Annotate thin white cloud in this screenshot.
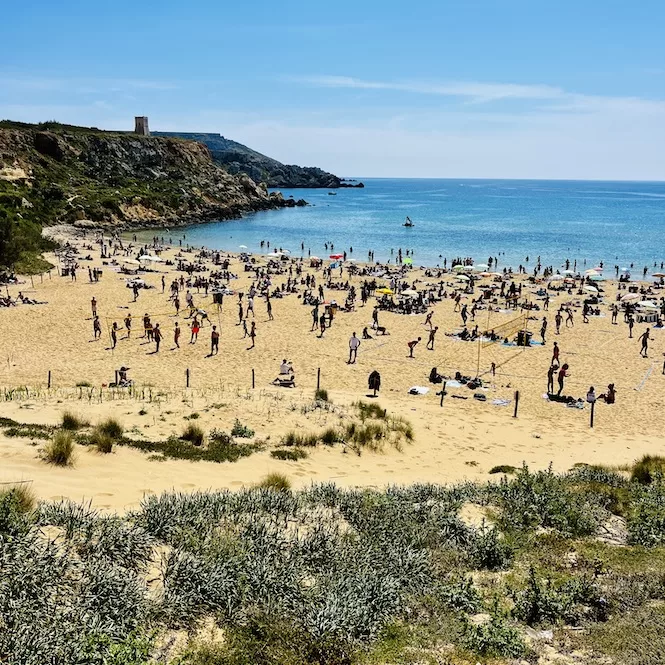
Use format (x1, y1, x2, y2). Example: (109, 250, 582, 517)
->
(291, 75, 665, 112)
(0, 76, 178, 94)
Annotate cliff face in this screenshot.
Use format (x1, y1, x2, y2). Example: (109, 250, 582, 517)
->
(0, 122, 305, 230)
(154, 132, 363, 189)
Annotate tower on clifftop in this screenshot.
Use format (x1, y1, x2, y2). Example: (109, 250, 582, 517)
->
(134, 116, 150, 136)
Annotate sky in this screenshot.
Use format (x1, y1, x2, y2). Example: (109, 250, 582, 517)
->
(1, 0, 664, 180)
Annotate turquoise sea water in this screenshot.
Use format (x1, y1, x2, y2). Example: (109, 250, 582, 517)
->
(177, 179, 665, 270)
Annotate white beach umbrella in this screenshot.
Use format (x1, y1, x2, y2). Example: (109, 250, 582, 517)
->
(452, 265, 466, 272)
(239, 244, 248, 249)
(638, 301, 659, 310)
(401, 289, 419, 296)
(585, 269, 599, 275)
(583, 285, 598, 292)
(563, 269, 576, 275)
(457, 274, 470, 281)
(122, 258, 140, 266)
(474, 263, 489, 270)
(621, 293, 641, 302)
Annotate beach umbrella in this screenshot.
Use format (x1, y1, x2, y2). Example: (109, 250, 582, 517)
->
(330, 254, 343, 259)
(652, 272, 665, 278)
(621, 293, 641, 302)
(583, 285, 598, 292)
(403, 257, 413, 265)
(401, 289, 418, 296)
(585, 269, 599, 275)
(588, 274, 605, 281)
(638, 301, 659, 310)
(549, 275, 564, 281)
(452, 264, 466, 272)
(457, 274, 470, 281)
(376, 287, 393, 295)
(239, 244, 248, 249)
(563, 269, 576, 275)
(122, 258, 140, 266)
(310, 256, 320, 260)
(475, 263, 489, 270)
(346, 258, 357, 263)
(282, 249, 291, 255)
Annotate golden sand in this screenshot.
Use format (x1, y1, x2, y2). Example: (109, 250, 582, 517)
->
(1, 235, 663, 510)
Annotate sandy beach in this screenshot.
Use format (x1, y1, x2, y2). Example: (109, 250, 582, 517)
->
(1, 229, 664, 511)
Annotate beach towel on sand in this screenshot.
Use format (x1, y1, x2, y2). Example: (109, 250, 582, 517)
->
(408, 386, 430, 395)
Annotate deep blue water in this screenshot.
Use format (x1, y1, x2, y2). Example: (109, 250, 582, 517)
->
(175, 179, 665, 270)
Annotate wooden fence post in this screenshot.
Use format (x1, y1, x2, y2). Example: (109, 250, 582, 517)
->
(590, 400, 595, 428)
(252, 369, 255, 389)
(186, 368, 190, 388)
(317, 368, 321, 392)
(440, 380, 447, 407)
(513, 390, 519, 418)
(47, 371, 51, 389)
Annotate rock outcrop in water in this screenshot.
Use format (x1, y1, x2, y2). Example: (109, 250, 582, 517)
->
(154, 132, 364, 189)
(0, 121, 306, 231)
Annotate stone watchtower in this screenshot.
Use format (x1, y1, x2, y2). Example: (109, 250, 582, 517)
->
(134, 116, 150, 136)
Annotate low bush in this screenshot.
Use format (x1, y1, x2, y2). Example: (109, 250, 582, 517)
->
(97, 417, 124, 440)
(61, 411, 88, 431)
(314, 388, 330, 402)
(462, 609, 527, 659)
(182, 424, 205, 447)
(628, 477, 665, 546)
(90, 428, 114, 454)
(257, 473, 292, 492)
(468, 523, 513, 570)
(0, 484, 35, 537)
(281, 431, 319, 447)
(631, 455, 665, 485)
(271, 448, 308, 461)
(489, 464, 517, 475)
(43, 431, 75, 466)
(231, 419, 255, 438)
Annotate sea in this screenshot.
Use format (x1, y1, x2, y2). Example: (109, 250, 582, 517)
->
(173, 179, 665, 271)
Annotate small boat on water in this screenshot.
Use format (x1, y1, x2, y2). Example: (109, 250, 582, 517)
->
(328, 192, 337, 196)
(403, 216, 414, 227)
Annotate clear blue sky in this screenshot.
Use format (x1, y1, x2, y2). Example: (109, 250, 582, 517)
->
(2, 0, 664, 179)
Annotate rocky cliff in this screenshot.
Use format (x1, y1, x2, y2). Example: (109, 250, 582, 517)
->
(154, 132, 364, 189)
(0, 121, 306, 231)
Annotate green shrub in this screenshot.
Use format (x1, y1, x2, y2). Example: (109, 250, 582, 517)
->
(231, 419, 255, 438)
(61, 411, 88, 431)
(90, 428, 114, 454)
(628, 476, 665, 546)
(462, 609, 527, 659)
(98, 418, 124, 440)
(355, 400, 387, 421)
(76, 381, 92, 387)
(0, 484, 35, 537)
(468, 523, 513, 570)
(257, 473, 291, 492)
(320, 427, 342, 446)
(182, 424, 205, 447)
(489, 464, 517, 475)
(281, 431, 318, 447)
(43, 431, 75, 466)
(270, 448, 308, 461)
(314, 388, 329, 402)
(631, 455, 665, 485)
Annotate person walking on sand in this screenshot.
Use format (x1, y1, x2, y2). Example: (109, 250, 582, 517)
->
(547, 364, 556, 393)
(424, 311, 433, 328)
(191, 316, 201, 344)
(311, 305, 319, 331)
(407, 337, 421, 358)
(348, 332, 360, 364)
(557, 363, 570, 396)
(161, 275, 165, 293)
(266, 297, 274, 321)
(247, 295, 255, 318)
(174, 296, 180, 315)
(540, 317, 548, 344)
(132, 283, 139, 302)
(210, 325, 220, 355)
(460, 304, 468, 325)
(628, 315, 635, 338)
(249, 321, 256, 349)
(372, 306, 379, 330)
(237, 301, 244, 326)
(611, 304, 618, 325)
(91, 297, 97, 317)
(555, 310, 563, 335)
(319, 314, 327, 338)
(124, 313, 132, 339)
(174, 322, 181, 349)
(427, 326, 438, 350)
(153, 323, 162, 352)
(639, 328, 651, 357)
(111, 321, 118, 349)
(565, 308, 574, 328)
(551, 341, 560, 366)
(93, 315, 102, 339)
